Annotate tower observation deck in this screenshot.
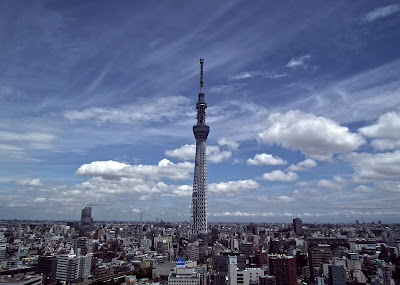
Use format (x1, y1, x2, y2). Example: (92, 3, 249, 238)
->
(190, 58, 209, 237)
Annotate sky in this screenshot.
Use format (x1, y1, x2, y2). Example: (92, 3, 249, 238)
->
(1, 1, 400, 223)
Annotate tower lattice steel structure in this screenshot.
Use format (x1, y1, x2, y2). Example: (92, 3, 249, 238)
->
(190, 58, 209, 237)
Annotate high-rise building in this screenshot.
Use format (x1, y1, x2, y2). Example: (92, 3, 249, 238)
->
(190, 59, 209, 237)
(0, 244, 6, 261)
(56, 250, 80, 283)
(309, 244, 333, 279)
(74, 237, 88, 256)
(293, 218, 303, 235)
(79, 255, 92, 280)
(240, 242, 255, 257)
(269, 255, 297, 285)
(228, 256, 237, 285)
(36, 255, 58, 285)
(328, 261, 346, 285)
(80, 207, 93, 236)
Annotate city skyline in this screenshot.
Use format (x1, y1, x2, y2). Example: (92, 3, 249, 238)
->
(1, 1, 400, 222)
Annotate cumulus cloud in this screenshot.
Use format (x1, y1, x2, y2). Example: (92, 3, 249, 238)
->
(354, 185, 374, 193)
(218, 138, 239, 151)
(262, 170, 298, 181)
(212, 211, 276, 217)
(257, 110, 365, 160)
(165, 144, 231, 163)
(247, 153, 287, 166)
(359, 112, 400, 150)
(132, 208, 140, 213)
(317, 176, 346, 189)
(34, 197, 46, 203)
(76, 160, 129, 178)
(15, 178, 43, 187)
(209, 179, 259, 196)
(346, 151, 400, 182)
(374, 181, 400, 193)
(287, 159, 317, 171)
(171, 185, 192, 197)
(286, 55, 311, 68)
(363, 4, 400, 22)
(76, 159, 194, 181)
(165, 144, 195, 161)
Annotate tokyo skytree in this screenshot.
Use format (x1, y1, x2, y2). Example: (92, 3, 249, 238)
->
(190, 58, 209, 237)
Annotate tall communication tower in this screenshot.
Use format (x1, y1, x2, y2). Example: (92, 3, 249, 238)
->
(190, 58, 209, 237)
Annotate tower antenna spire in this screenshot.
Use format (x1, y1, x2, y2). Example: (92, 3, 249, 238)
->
(191, 58, 209, 238)
(200, 58, 204, 93)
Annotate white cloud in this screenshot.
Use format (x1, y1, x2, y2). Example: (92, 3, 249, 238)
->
(0, 130, 55, 153)
(262, 170, 298, 181)
(259, 195, 296, 203)
(375, 181, 400, 193)
(287, 159, 317, 171)
(171, 185, 192, 197)
(257, 110, 365, 160)
(15, 178, 43, 187)
(208, 147, 232, 163)
(76, 160, 129, 178)
(165, 144, 195, 161)
(247, 153, 287, 166)
(363, 4, 400, 22)
(218, 138, 239, 151)
(212, 211, 276, 217)
(346, 151, 400, 182)
(277, 195, 295, 202)
(65, 96, 191, 124)
(165, 144, 231, 164)
(230, 71, 286, 80)
(317, 176, 346, 190)
(359, 112, 400, 150)
(286, 55, 311, 68)
(132, 208, 140, 213)
(76, 159, 194, 181)
(354, 185, 374, 193)
(209, 179, 259, 196)
(34, 197, 46, 203)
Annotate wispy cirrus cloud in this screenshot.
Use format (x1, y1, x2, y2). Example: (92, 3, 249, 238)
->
(286, 54, 311, 68)
(362, 4, 400, 22)
(230, 71, 286, 80)
(65, 96, 191, 125)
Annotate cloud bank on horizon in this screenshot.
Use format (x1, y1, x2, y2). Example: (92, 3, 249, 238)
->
(1, 1, 400, 222)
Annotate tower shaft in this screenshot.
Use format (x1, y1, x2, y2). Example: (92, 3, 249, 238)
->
(190, 59, 209, 237)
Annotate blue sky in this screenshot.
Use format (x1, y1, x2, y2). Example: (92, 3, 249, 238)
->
(1, 1, 400, 223)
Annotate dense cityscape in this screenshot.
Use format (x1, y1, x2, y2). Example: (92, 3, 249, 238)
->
(2, 1, 400, 285)
(1, 210, 400, 285)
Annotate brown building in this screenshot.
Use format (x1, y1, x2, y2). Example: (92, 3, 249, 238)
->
(268, 255, 297, 285)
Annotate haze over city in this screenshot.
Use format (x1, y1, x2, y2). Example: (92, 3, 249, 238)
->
(1, 1, 400, 223)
